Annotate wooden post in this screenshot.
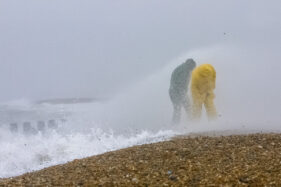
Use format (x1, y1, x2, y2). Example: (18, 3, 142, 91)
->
(10, 123, 18, 133)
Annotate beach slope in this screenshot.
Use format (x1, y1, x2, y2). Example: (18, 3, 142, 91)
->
(1, 133, 281, 186)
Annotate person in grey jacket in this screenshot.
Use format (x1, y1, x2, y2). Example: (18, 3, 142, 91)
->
(169, 58, 196, 124)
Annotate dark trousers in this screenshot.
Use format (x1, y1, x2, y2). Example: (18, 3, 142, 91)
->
(169, 89, 191, 124)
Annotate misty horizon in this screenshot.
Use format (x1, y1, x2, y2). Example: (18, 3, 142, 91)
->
(1, 0, 281, 101)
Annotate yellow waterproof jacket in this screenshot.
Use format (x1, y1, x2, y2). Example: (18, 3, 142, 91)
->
(191, 64, 217, 120)
(191, 64, 216, 95)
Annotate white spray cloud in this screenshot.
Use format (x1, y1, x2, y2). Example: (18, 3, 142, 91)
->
(68, 43, 281, 133)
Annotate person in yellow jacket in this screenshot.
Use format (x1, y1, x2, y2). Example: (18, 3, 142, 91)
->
(191, 64, 217, 120)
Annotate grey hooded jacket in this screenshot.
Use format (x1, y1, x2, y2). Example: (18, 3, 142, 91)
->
(169, 59, 196, 104)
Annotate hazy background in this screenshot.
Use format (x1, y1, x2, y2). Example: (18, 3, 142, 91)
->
(0, 0, 281, 101)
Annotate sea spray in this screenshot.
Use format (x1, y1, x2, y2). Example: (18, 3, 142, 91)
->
(0, 127, 176, 178)
(1, 43, 280, 178)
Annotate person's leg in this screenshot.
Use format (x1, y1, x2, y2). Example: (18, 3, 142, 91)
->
(172, 103, 181, 124)
(182, 95, 192, 119)
(169, 89, 182, 124)
(204, 92, 217, 120)
(191, 90, 203, 120)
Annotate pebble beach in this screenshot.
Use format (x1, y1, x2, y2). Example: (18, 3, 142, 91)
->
(1, 133, 281, 186)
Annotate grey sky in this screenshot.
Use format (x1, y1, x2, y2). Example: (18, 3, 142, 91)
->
(0, 0, 280, 101)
